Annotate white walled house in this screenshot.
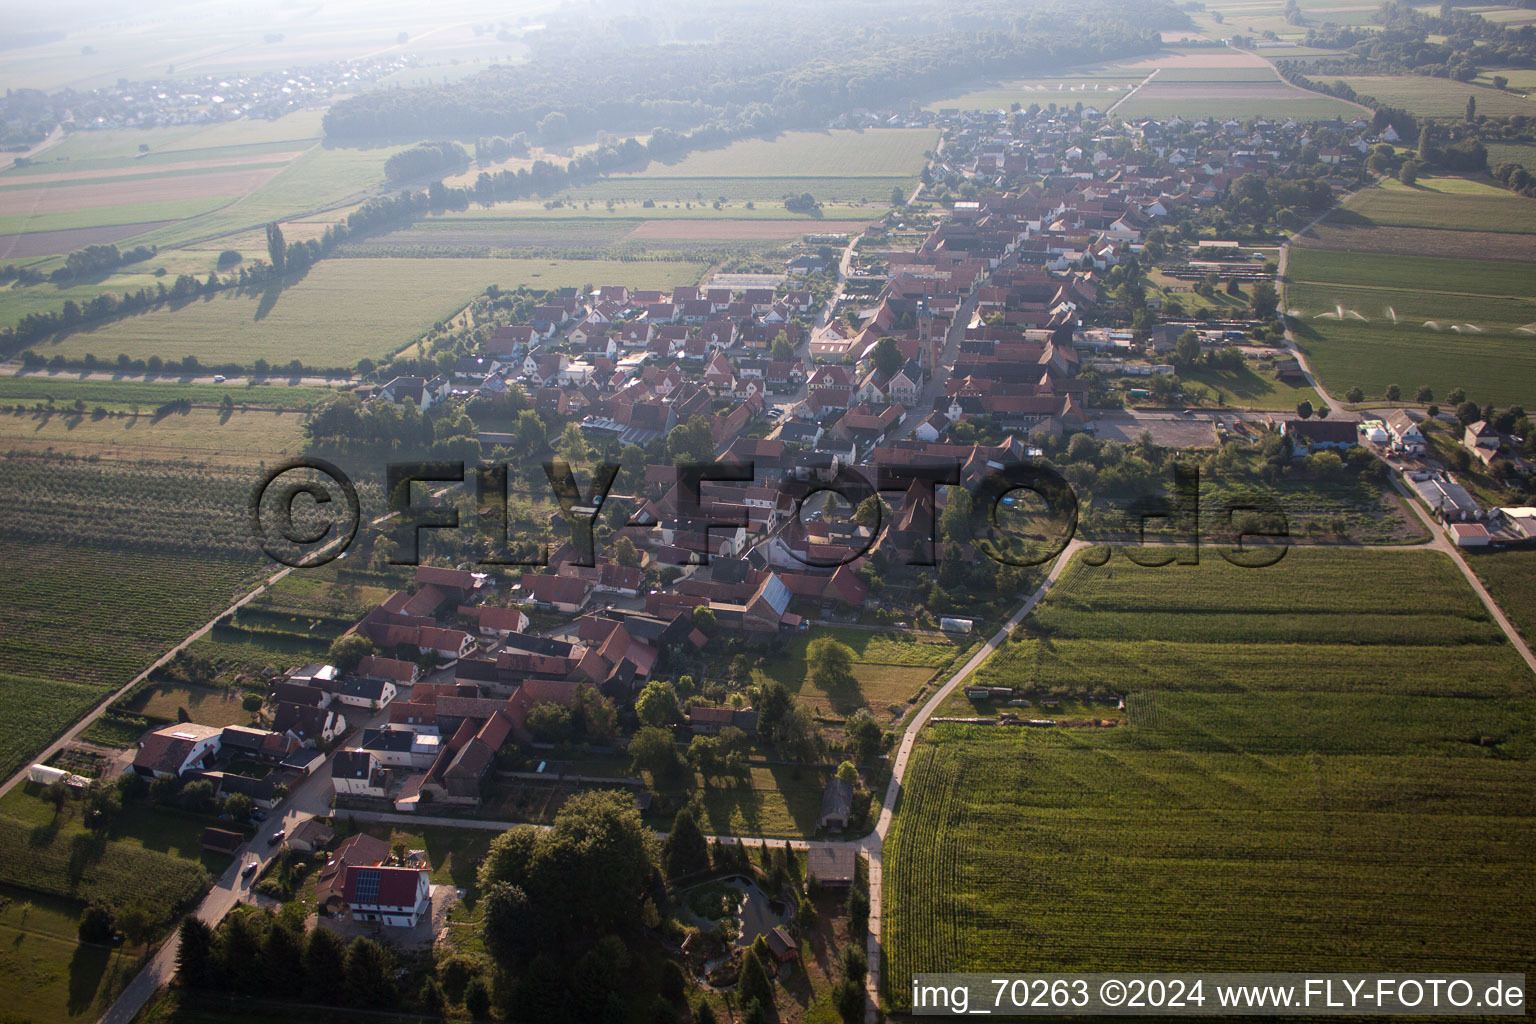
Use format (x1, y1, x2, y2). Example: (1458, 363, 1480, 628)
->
(342, 865, 432, 927)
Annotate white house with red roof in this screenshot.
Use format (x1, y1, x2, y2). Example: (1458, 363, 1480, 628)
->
(341, 864, 432, 927)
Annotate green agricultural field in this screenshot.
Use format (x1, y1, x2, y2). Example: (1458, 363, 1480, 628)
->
(621, 130, 936, 179)
(339, 216, 641, 256)
(1285, 246, 1536, 405)
(1343, 175, 1536, 235)
(0, 116, 325, 179)
(1486, 141, 1536, 167)
(1153, 66, 1287, 82)
(645, 764, 839, 838)
(0, 197, 233, 238)
(750, 627, 973, 723)
(1288, 247, 1535, 296)
(0, 376, 334, 409)
(1466, 548, 1536, 645)
(1113, 88, 1361, 120)
(0, 456, 266, 776)
(25, 256, 705, 367)
(0, 674, 108, 787)
(1477, 69, 1536, 92)
(532, 175, 914, 205)
(1457, 4, 1536, 26)
(430, 199, 880, 221)
(884, 548, 1535, 1007)
(251, 566, 396, 625)
(0, 245, 275, 328)
(124, 144, 409, 250)
(1327, 75, 1535, 118)
(0, 538, 259, 690)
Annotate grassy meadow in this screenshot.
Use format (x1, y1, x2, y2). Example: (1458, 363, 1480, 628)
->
(750, 627, 976, 724)
(1327, 75, 1535, 118)
(1343, 174, 1536, 234)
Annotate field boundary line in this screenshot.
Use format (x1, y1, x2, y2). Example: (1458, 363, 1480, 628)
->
(862, 537, 1087, 1021)
(1106, 68, 1159, 116)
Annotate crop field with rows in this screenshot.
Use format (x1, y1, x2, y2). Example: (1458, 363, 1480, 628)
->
(0, 457, 268, 776)
(884, 548, 1535, 1008)
(0, 456, 263, 556)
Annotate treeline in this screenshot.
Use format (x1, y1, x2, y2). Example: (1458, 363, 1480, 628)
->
(1491, 160, 1536, 196)
(321, 0, 1183, 140)
(1416, 126, 1489, 172)
(384, 140, 469, 184)
(177, 912, 404, 1011)
(0, 242, 156, 287)
(476, 133, 530, 161)
(17, 348, 352, 379)
(53, 242, 157, 282)
(1277, 67, 1419, 138)
(304, 392, 482, 459)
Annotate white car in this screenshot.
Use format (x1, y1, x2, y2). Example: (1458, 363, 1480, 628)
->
(212, 374, 227, 383)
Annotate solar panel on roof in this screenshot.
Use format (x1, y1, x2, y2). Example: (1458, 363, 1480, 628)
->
(353, 868, 381, 905)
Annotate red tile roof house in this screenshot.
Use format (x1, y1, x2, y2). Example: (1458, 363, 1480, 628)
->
(315, 832, 392, 909)
(272, 701, 346, 748)
(356, 654, 420, 685)
(460, 604, 529, 636)
(133, 723, 223, 778)
(341, 864, 432, 927)
(518, 573, 592, 613)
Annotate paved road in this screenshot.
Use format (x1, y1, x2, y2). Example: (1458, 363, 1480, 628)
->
(97, 702, 388, 1024)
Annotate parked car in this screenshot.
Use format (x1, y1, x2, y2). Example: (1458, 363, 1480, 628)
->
(267, 830, 286, 846)
(250, 809, 266, 822)
(212, 374, 227, 383)
(241, 861, 259, 880)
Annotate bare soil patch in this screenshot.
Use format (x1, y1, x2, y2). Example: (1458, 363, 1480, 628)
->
(0, 166, 283, 215)
(1118, 51, 1272, 69)
(0, 219, 177, 259)
(1298, 221, 1536, 263)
